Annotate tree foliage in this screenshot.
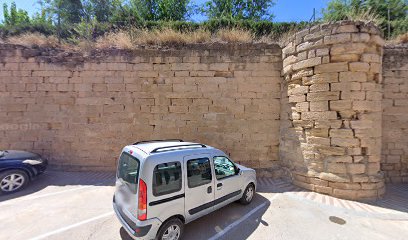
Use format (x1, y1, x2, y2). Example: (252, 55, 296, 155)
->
(40, 0, 84, 24)
(2, 2, 30, 26)
(84, 0, 122, 22)
(129, 0, 191, 21)
(322, 0, 408, 37)
(202, 0, 275, 21)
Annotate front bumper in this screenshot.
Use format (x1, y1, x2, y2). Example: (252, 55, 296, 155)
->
(113, 196, 161, 240)
(34, 159, 48, 174)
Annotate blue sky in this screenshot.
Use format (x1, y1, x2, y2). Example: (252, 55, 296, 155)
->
(0, 0, 330, 23)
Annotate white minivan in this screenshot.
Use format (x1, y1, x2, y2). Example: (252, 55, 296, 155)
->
(113, 140, 257, 240)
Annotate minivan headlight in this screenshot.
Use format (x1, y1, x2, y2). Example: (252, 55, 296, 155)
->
(23, 159, 43, 165)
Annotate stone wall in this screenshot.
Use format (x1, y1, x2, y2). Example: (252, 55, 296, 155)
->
(0, 21, 407, 200)
(281, 21, 385, 200)
(0, 44, 282, 173)
(382, 45, 408, 183)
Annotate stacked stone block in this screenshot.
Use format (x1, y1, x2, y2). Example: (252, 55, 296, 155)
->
(382, 45, 408, 183)
(0, 43, 282, 174)
(281, 21, 385, 200)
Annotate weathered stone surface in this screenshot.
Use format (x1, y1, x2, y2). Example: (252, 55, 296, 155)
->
(302, 111, 337, 120)
(1, 21, 394, 201)
(281, 21, 387, 200)
(307, 92, 339, 101)
(0, 43, 282, 173)
(315, 62, 348, 73)
(292, 57, 322, 71)
(349, 62, 370, 72)
(303, 73, 339, 85)
(324, 33, 351, 44)
(309, 101, 329, 111)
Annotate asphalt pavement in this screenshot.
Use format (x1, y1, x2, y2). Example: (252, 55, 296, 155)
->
(0, 171, 407, 240)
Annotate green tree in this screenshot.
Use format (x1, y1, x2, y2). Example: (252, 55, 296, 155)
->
(322, 0, 408, 37)
(202, 0, 275, 21)
(40, 0, 84, 24)
(82, 0, 122, 22)
(129, 0, 190, 21)
(2, 2, 30, 26)
(157, 0, 190, 21)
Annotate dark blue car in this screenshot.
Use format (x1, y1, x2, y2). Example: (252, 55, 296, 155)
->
(0, 150, 48, 194)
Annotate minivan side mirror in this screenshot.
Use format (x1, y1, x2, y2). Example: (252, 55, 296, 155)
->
(235, 167, 241, 175)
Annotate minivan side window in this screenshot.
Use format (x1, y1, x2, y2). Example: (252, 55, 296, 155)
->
(187, 158, 212, 188)
(213, 156, 236, 180)
(152, 162, 182, 196)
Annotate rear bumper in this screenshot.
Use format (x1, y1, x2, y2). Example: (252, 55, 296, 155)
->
(113, 196, 161, 240)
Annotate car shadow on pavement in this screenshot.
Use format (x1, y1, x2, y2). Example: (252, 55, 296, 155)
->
(0, 170, 115, 202)
(119, 193, 271, 240)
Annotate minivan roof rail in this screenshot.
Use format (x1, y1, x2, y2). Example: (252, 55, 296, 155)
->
(133, 139, 184, 145)
(151, 144, 206, 153)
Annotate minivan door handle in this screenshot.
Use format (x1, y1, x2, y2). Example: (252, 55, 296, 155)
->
(217, 183, 223, 190)
(207, 186, 212, 194)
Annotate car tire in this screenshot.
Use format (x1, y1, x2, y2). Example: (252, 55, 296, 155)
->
(240, 183, 255, 205)
(156, 218, 184, 240)
(0, 170, 29, 194)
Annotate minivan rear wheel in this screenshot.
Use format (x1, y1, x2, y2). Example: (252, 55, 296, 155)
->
(240, 183, 255, 205)
(156, 218, 184, 240)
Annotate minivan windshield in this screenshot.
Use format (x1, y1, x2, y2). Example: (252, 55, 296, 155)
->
(117, 152, 140, 189)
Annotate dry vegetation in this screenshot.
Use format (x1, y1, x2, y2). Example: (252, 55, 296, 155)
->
(396, 33, 408, 44)
(3, 28, 274, 51)
(6, 33, 60, 48)
(215, 29, 254, 43)
(95, 31, 134, 50)
(345, 8, 383, 25)
(386, 32, 408, 45)
(131, 28, 212, 45)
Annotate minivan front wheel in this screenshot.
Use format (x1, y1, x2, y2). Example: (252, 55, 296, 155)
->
(240, 183, 255, 205)
(157, 218, 184, 240)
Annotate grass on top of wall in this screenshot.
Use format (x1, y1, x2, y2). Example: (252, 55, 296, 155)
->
(4, 28, 275, 51)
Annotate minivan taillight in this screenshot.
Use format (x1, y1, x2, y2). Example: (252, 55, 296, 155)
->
(138, 179, 147, 221)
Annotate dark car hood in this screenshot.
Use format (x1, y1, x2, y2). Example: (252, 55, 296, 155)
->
(0, 150, 40, 161)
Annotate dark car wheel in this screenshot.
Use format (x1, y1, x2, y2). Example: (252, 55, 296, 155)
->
(0, 170, 29, 194)
(240, 183, 255, 205)
(156, 218, 184, 240)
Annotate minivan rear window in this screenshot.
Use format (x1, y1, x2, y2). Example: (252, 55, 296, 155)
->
(118, 152, 140, 187)
(152, 162, 182, 196)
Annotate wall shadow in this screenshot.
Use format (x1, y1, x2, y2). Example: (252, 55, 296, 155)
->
(363, 184, 408, 214)
(257, 177, 408, 215)
(0, 170, 115, 202)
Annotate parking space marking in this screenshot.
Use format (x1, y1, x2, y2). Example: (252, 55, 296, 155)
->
(208, 194, 279, 240)
(0, 183, 113, 207)
(0, 186, 95, 207)
(29, 211, 114, 240)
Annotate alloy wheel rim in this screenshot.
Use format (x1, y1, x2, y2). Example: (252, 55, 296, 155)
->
(246, 186, 254, 202)
(162, 224, 181, 240)
(1, 173, 25, 192)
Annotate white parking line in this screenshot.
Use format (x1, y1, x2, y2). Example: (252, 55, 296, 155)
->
(208, 194, 279, 240)
(0, 185, 95, 207)
(29, 211, 114, 240)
